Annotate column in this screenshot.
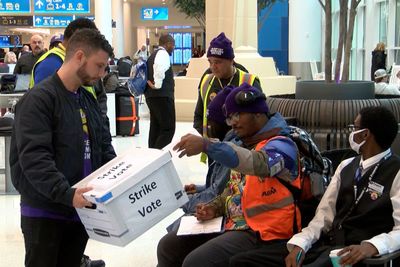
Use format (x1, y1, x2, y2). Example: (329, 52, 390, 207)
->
(288, 0, 322, 79)
(95, 0, 112, 45)
(112, 0, 125, 58)
(123, 1, 133, 58)
(205, 0, 257, 51)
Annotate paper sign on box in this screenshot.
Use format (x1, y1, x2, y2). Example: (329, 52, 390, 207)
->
(73, 148, 188, 247)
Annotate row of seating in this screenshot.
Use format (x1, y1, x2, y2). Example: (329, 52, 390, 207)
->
(267, 94, 400, 154)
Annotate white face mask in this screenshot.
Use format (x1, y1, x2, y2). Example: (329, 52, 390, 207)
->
(349, 128, 367, 154)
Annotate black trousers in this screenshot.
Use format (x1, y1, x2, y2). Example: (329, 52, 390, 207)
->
(157, 228, 288, 267)
(146, 97, 176, 149)
(21, 216, 88, 267)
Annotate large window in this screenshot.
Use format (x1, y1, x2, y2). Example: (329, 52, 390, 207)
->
(350, 5, 365, 80)
(379, 1, 388, 43)
(396, 0, 400, 47)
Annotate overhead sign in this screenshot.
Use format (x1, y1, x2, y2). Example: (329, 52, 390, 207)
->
(141, 7, 168, 21)
(0, 0, 31, 13)
(0, 16, 33, 26)
(34, 0, 90, 13)
(0, 35, 22, 48)
(34, 15, 74, 28)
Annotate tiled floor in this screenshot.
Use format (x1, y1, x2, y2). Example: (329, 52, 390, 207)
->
(0, 104, 207, 267)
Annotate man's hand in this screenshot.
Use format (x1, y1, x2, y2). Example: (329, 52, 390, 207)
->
(72, 187, 93, 208)
(173, 134, 204, 158)
(285, 245, 305, 267)
(185, 184, 197, 194)
(338, 243, 379, 266)
(147, 80, 157, 89)
(195, 203, 217, 221)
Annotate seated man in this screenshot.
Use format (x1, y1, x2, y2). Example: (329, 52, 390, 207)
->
(374, 69, 400, 95)
(182, 86, 233, 214)
(157, 83, 301, 267)
(285, 106, 400, 267)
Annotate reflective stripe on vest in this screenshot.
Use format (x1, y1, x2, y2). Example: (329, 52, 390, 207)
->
(29, 45, 97, 99)
(241, 136, 301, 241)
(200, 69, 257, 138)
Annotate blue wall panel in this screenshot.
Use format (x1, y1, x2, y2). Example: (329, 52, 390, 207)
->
(258, 1, 289, 74)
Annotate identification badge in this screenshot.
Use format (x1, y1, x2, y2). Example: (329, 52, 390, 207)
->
(368, 181, 384, 195)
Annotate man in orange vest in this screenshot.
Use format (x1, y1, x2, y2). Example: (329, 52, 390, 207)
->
(157, 83, 300, 267)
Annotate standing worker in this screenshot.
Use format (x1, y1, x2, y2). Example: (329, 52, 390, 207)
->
(145, 34, 176, 149)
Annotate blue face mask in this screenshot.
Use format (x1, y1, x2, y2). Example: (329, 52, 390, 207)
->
(349, 128, 367, 154)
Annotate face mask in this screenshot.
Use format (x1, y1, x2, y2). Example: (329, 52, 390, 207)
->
(349, 128, 366, 154)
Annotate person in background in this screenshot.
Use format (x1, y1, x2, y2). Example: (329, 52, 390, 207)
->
(10, 28, 116, 267)
(49, 33, 64, 50)
(371, 42, 386, 81)
(4, 51, 17, 73)
(374, 69, 400, 95)
(4, 51, 17, 64)
(193, 32, 261, 138)
(285, 106, 400, 267)
(145, 34, 176, 149)
(18, 45, 30, 59)
(0, 48, 6, 61)
(14, 35, 44, 74)
(134, 44, 149, 63)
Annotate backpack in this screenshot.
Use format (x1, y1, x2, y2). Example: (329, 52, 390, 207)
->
(126, 61, 147, 96)
(0, 74, 17, 93)
(283, 126, 333, 228)
(103, 71, 119, 93)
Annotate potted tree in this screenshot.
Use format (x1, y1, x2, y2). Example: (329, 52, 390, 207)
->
(296, 0, 374, 100)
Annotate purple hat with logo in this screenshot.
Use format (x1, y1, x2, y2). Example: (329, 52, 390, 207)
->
(207, 85, 234, 124)
(207, 32, 234, 60)
(50, 33, 64, 45)
(224, 83, 269, 116)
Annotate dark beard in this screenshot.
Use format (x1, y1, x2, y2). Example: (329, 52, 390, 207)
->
(77, 63, 95, 86)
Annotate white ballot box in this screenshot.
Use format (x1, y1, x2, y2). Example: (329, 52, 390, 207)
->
(73, 148, 188, 247)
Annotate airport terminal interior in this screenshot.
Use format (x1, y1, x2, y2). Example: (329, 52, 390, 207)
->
(1, 0, 400, 266)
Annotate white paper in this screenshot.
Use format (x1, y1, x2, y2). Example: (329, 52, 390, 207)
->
(177, 216, 224, 236)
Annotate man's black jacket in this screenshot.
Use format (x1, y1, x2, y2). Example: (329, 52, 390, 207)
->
(10, 73, 116, 216)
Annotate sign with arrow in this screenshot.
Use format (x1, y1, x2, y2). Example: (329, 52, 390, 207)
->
(34, 0, 89, 13)
(34, 15, 74, 28)
(141, 7, 168, 21)
(0, 0, 30, 13)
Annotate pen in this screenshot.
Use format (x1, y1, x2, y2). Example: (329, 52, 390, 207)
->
(296, 250, 303, 266)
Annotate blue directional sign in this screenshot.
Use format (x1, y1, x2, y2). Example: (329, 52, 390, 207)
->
(141, 7, 168, 21)
(34, 15, 74, 28)
(0, 0, 31, 13)
(34, 0, 90, 14)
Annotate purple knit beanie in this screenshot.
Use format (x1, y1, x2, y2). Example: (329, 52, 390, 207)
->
(207, 85, 234, 124)
(206, 32, 235, 60)
(224, 83, 269, 116)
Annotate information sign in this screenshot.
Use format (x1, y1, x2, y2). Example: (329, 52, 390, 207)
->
(34, 0, 90, 14)
(0, 0, 30, 13)
(141, 7, 168, 21)
(0, 16, 33, 26)
(34, 15, 74, 28)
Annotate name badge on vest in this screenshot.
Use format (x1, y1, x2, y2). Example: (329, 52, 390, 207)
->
(367, 181, 384, 200)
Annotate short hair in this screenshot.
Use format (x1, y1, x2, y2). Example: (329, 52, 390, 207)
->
(65, 29, 114, 61)
(359, 106, 398, 150)
(64, 18, 97, 41)
(159, 34, 174, 46)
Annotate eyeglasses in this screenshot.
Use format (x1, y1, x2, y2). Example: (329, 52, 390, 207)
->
(225, 112, 240, 126)
(348, 124, 362, 132)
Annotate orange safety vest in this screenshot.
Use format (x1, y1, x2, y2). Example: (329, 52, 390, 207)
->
(241, 136, 302, 241)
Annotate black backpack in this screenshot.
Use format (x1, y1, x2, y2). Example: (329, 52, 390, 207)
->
(0, 74, 17, 93)
(282, 126, 333, 229)
(117, 57, 133, 77)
